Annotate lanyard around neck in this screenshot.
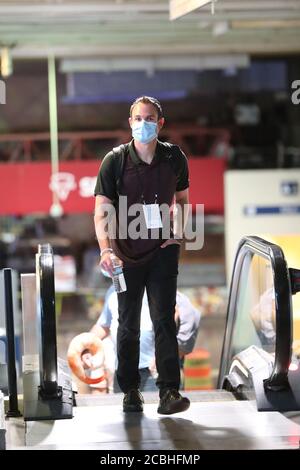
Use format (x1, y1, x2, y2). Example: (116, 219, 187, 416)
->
(131, 153, 160, 205)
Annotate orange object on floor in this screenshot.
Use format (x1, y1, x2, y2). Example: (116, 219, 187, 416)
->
(183, 348, 213, 390)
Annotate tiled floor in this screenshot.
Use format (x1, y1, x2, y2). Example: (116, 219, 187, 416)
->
(5, 391, 300, 450)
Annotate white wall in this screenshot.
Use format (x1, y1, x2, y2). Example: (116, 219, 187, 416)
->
(225, 169, 300, 280)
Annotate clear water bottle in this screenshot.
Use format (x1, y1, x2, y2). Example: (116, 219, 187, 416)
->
(111, 254, 127, 293)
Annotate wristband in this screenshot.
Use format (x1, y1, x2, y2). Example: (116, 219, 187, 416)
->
(100, 248, 113, 257)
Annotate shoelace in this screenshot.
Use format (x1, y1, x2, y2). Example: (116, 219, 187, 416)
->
(162, 389, 181, 402)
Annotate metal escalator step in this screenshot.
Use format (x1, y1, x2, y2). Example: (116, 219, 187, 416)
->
(75, 390, 237, 407)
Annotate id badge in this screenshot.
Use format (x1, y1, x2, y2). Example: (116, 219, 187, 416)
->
(143, 204, 163, 229)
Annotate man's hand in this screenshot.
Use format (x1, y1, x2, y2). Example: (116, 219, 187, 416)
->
(160, 239, 181, 248)
(149, 358, 158, 379)
(81, 351, 105, 370)
(100, 252, 123, 276)
(81, 351, 93, 369)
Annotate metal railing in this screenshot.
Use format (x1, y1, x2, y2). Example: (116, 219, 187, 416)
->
(218, 236, 293, 391)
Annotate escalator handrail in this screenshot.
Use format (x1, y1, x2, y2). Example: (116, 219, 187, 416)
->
(218, 235, 292, 390)
(36, 244, 59, 397)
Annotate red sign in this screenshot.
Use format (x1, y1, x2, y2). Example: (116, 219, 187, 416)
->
(0, 158, 225, 215)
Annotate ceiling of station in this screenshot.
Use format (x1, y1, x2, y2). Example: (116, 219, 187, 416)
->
(0, 1, 299, 59)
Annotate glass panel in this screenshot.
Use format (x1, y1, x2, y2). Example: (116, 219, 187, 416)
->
(260, 234, 300, 360)
(21, 274, 39, 372)
(229, 252, 276, 365)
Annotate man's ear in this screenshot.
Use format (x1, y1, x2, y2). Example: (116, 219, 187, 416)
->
(158, 117, 165, 131)
(128, 117, 132, 128)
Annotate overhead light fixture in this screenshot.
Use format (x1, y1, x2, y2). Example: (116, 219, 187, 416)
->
(0, 48, 13, 77)
(232, 20, 300, 30)
(170, 0, 216, 21)
(60, 54, 249, 74)
(213, 21, 229, 37)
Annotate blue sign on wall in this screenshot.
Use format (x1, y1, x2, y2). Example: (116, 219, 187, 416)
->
(244, 205, 300, 216)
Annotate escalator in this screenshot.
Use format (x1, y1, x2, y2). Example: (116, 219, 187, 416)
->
(219, 235, 300, 411)
(4, 236, 300, 449)
(22, 243, 73, 420)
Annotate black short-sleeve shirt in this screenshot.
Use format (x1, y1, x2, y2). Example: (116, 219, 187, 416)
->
(94, 140, 189, 266)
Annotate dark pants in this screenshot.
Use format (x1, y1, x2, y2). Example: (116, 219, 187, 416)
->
(116, 244, 181, 395)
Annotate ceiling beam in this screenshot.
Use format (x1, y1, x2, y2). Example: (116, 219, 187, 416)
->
(0, 0, 300, 16)
(0, 1, 299, 58)
(1, 9, 300, 25)
(11, 40, 300, 59)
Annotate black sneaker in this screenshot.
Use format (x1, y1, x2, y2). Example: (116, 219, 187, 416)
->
(157, 389, 190, 415)
(123, 389, 144, 412)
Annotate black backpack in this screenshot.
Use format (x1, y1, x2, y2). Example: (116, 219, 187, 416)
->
(112, 141, 182, 196)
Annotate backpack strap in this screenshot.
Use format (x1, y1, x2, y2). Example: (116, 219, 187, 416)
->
(158, 141, 181, 179)
(112, 144, 127, 195)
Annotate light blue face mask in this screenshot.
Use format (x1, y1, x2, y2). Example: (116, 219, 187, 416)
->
(132, 120, 158, 144)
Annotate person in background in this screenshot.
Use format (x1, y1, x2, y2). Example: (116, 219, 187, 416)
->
(83, 286, 201, 395)
(250, 286, 276, 348)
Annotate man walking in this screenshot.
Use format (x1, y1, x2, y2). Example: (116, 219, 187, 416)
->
(94, 96, 190, 414)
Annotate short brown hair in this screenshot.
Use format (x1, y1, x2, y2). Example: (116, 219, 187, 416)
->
(130, 96, 163, 119)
